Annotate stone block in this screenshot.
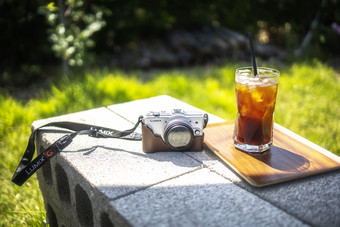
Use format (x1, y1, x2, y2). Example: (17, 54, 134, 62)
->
(34, 95, 340, 226)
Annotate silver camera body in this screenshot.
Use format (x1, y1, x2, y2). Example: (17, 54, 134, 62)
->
(142, 109, 208, 151)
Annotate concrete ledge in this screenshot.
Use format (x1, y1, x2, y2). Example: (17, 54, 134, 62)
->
(34, 95, 340, 226)
(110, 168, 306, 226)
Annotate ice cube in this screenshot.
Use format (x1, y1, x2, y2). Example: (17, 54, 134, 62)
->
(251, 91, 263, 102)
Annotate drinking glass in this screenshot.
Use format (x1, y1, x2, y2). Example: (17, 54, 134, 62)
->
(233, 67, 279, 153)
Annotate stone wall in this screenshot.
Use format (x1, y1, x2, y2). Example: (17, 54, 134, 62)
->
(110, 27, 284, 69)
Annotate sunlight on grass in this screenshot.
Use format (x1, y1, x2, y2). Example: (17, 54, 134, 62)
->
(275, 61, 340, 152)
(1, 61, 339, 225)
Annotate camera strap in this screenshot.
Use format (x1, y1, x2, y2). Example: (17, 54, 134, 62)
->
(12, 116, 143, 186)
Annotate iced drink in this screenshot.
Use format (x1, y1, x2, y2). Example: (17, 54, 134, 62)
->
(233, 67, 279, 153)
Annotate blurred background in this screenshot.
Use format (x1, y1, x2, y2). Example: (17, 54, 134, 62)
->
(1, 0, 339, 87)
(1, 0, 340, 225)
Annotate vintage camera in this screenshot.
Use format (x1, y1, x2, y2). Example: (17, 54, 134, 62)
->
(141, 109, 208, 152)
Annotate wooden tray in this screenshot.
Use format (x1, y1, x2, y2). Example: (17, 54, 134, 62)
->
(204, 121, 340, 187)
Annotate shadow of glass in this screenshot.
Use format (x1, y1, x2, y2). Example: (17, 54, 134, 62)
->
(247, 146, 311, 173)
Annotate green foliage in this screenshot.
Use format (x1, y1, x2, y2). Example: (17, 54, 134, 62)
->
(1, 61, 339, 225)
(0, 0, 56, 86)
(39, 0, 107, 66)
(275, 60, 340, 150)
(93, 0, 340, 54)
(0, 96, 45, 226)
(2, 0, 339, 86)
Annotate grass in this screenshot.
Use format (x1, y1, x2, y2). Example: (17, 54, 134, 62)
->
(1, 60, 339, 225)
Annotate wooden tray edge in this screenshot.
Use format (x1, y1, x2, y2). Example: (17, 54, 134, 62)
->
(204, 121, 340, 187)
(274, 123, 340, 163)
(205, 142, 340, 187)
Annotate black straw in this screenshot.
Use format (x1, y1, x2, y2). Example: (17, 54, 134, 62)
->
(248, 33, 258, 76)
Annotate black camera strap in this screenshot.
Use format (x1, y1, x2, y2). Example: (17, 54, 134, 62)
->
(12, 116, 143, 186)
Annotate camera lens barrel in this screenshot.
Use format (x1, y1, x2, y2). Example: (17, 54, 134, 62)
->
(164, 120, 193, 151)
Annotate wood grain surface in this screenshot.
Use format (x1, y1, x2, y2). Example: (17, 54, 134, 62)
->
(203, 121, 340, 187)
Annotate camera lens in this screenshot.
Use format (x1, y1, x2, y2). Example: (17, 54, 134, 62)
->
(164, 120, 193, 151)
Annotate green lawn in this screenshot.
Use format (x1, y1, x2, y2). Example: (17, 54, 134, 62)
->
(1, 60, 339, 225)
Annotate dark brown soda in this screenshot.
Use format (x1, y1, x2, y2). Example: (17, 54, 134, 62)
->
(235, 80, 278, 145)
